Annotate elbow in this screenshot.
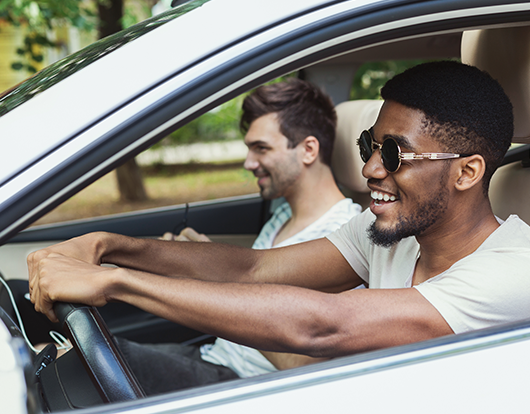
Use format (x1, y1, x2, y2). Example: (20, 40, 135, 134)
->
(284, 306, 346, 359)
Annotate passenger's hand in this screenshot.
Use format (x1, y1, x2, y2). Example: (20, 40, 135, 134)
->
(161, 227, 211, 242)
(28, 253, 115, 323)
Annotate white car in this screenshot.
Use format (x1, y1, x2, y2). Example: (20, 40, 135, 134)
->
(1, 0, 530, 412)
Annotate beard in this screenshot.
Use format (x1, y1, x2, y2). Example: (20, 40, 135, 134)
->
(257, 160, 301, 200)
(367, 170, 450, 248)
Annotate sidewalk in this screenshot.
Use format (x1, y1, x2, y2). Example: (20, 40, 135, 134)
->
(137, 140, 247, 166)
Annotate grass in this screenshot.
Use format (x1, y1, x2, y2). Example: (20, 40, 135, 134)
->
(32, 164, 258, 226)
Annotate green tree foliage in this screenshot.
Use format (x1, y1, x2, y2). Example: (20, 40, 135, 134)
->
(0, 0, 96, 73)
(163, 75, 297, 146)
(350, 59, 428, 100)
(160, 95, 245, 147)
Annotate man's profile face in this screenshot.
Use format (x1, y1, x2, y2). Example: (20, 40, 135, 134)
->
(243, 113, 303, 200)
(363, 101, 452, 247)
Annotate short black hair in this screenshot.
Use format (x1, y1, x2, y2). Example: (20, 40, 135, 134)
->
(240, 78, 337, 166)
(381, 60, 513, 195)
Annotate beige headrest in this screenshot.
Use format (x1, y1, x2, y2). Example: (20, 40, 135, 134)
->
(462, 27, 530, 143)
(332, 99, 384, 193)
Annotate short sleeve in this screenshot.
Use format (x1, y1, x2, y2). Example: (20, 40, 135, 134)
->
(326, 209, 375, 282)
(415, 249, 530, 334)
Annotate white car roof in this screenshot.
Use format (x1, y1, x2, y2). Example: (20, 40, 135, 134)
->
(0, 0, 351, 187)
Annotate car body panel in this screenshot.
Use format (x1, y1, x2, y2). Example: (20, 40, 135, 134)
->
(74, 321, 530, 414)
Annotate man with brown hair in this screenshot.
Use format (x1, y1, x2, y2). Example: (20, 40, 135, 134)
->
(165, 79, 361, 385)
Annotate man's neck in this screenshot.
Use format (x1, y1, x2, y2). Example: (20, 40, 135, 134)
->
(273, 166, 345, 246)
(412, 203, 500, 285)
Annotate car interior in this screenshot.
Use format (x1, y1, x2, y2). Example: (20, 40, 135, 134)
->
(1, 17, 530, 411)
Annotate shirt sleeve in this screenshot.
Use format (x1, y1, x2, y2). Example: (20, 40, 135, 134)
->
(326, 209, 375, 282)
(414, 248, 530, 334)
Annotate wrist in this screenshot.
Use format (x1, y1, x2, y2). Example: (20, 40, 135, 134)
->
(95, 232, 122, 265)
(103, 266, 128, 303)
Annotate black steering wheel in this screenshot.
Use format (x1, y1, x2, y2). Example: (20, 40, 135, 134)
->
(54, 302, 145, 403)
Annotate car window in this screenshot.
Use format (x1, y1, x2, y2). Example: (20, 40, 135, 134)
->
(0, 0, 210, 118)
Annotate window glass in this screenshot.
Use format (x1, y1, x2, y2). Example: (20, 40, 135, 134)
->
(0, 0, 210, 118)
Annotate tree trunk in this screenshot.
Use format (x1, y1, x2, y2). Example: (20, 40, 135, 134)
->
(116, 158, 148, 202)
(98, 0, 124, 38)
(98, 0, 148, 202)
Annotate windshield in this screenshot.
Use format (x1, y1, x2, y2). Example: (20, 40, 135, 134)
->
(0, 0, 210, 118)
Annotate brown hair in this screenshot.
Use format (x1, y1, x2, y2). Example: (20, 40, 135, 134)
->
(240, 79, 337, 166)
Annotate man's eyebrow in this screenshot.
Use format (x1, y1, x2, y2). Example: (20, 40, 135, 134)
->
(245, 139, 269, 148)
(383, 134, 417, 152)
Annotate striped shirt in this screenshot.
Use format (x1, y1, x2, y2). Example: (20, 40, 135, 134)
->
(200, 198, 361, 377)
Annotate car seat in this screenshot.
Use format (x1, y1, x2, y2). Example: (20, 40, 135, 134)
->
(332, 99, 384, 210)
(462, 27, 530, 223)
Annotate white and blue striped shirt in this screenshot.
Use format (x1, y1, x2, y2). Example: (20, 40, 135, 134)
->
(200, 198, 361, 377)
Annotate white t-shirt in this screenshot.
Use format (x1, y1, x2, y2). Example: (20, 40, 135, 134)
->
(200, 198, 362, 377)
(327, 209, 530, 334)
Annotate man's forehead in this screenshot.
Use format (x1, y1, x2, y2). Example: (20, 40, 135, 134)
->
(373, 100, 430, 150)
(244, 113, 287, 146)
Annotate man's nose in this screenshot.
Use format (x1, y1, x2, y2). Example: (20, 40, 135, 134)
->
(362, 149, 388, 180)
(244, 152, 259, 171)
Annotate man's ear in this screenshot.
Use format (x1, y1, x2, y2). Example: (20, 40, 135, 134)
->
(454, 154, 486, 192)
(301, 136, 320, 165)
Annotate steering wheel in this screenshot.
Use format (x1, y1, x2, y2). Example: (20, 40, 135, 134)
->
(54, 302, 145, 403)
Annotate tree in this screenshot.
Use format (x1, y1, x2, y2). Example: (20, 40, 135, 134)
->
(2, 0, 150, 202)
(98, 0, 148, 202)
(0, 0, 96, 73)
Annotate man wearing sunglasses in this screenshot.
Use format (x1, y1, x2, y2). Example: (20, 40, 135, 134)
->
(29, 61, 530, 386)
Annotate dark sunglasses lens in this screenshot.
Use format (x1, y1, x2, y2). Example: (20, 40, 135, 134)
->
(381, 139, 400, 172)
(358, 131, 372, 163)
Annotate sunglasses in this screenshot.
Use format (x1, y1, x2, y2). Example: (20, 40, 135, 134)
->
(357, 128, 472, 173)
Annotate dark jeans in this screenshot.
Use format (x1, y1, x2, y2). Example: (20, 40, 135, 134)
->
(116, 337, 239, 396)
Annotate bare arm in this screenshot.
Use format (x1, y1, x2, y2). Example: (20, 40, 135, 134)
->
(110, 270, 452, 356)
(28, 233, 359, 292)
(260, 351, 330, 370)
(28, 238, 451, 357)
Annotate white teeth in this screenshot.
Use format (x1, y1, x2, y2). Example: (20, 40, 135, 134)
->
(371, 190, 396, 202)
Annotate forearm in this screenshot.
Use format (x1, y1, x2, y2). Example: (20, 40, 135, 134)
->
(88, 232, 358, 292)
(30, 250, 453, 355)
(92, 232, 260, 282)
(109, 267, 338, 355)
(260, 351, 330, 370)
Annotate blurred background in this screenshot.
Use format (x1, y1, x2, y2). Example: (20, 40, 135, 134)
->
(0, 0, 422, 226)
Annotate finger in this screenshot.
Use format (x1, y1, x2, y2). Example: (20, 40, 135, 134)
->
(180, 227, 211, 242)
(174, 234, 191, 242)
(42, 301, 59, 324)
(32, 282, 57, 323)
(160, 232, 175, 241)
(196, 234, 212, 242)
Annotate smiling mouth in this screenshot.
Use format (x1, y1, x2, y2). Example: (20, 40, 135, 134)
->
(371, 190, 397, 205)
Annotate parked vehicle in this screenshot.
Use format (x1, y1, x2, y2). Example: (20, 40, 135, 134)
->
(1, 0, 530, 412)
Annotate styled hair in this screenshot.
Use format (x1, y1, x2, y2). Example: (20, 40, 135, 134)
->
(381, 60, 513, 195)
(240, 78, 337, 166)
